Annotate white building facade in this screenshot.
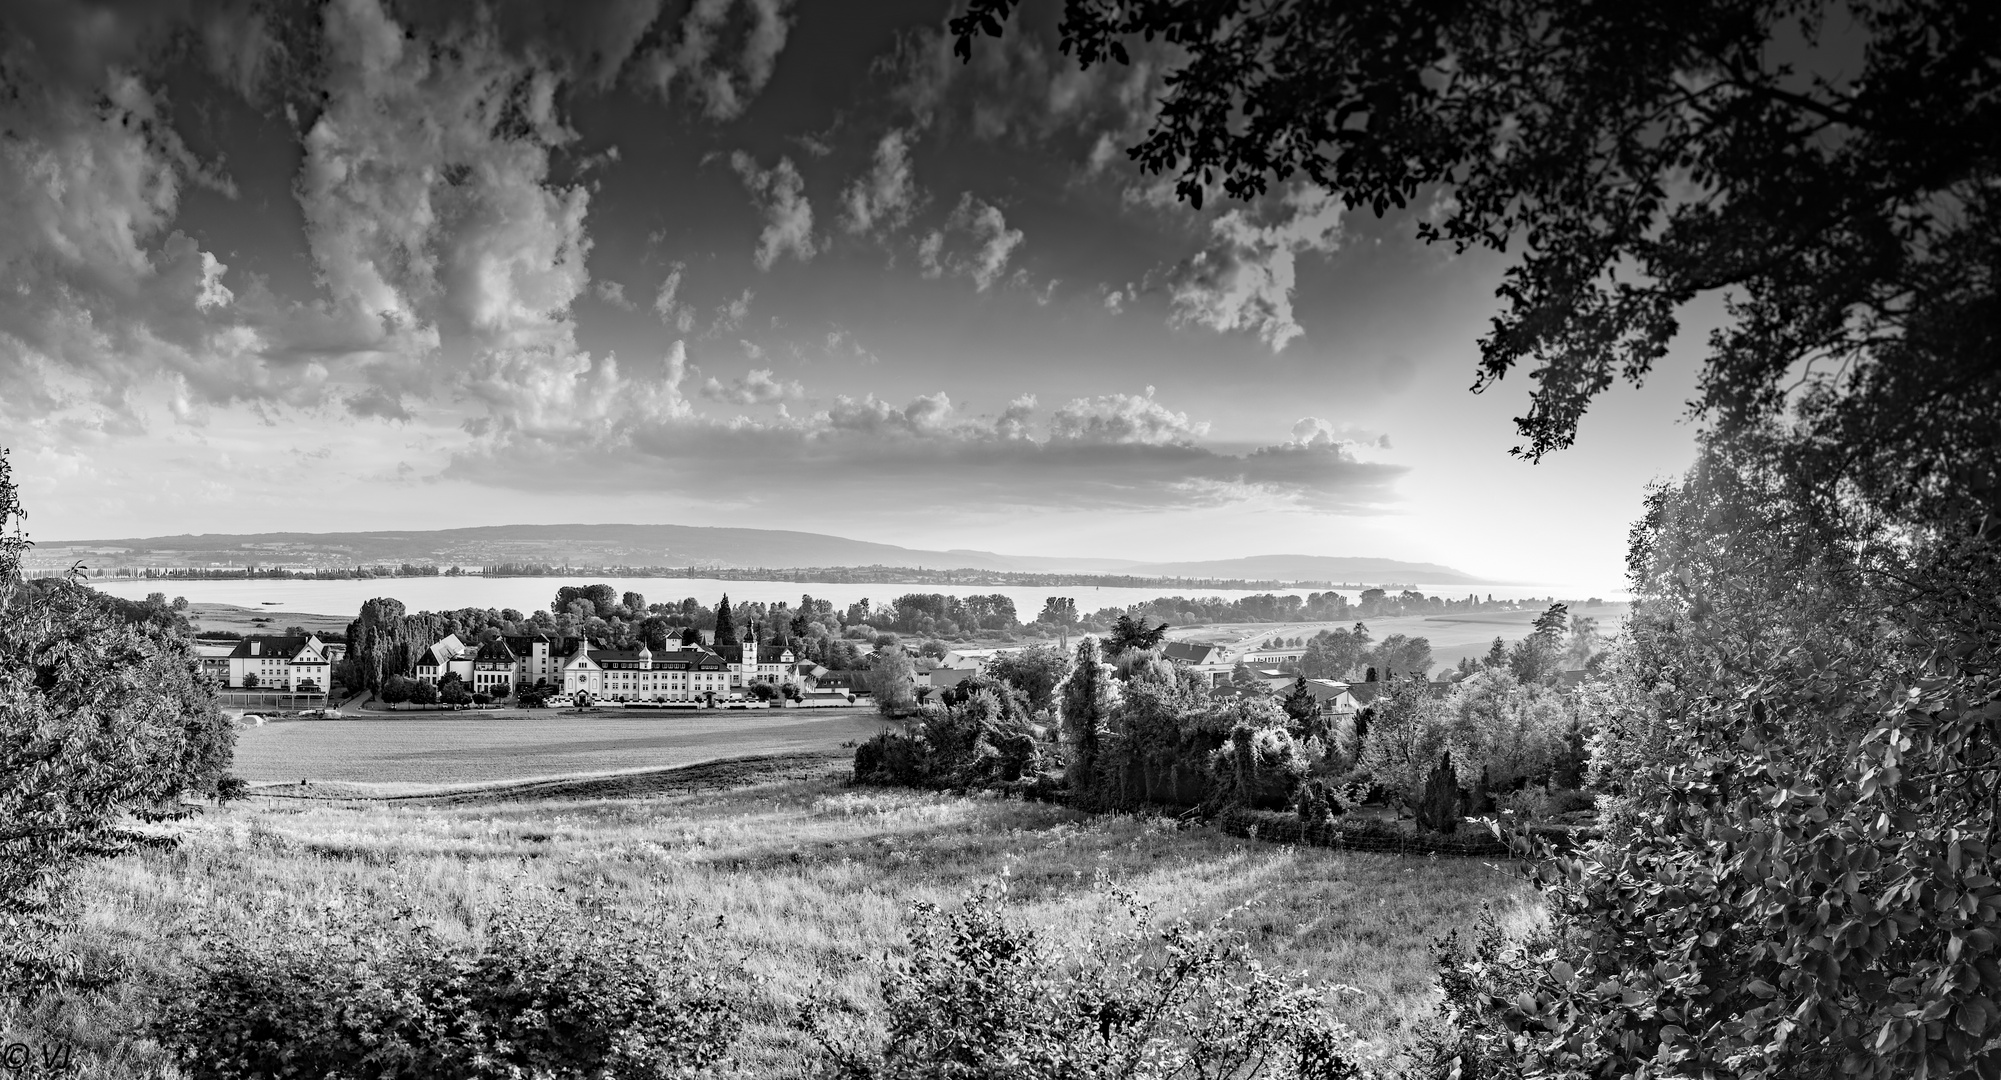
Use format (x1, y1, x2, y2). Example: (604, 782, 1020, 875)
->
(225, 635, 335, 692)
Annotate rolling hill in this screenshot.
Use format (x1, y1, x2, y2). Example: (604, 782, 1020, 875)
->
(35, 523, 1486, 583)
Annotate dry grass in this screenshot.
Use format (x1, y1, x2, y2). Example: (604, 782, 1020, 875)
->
(4, 760, 1536, 1078)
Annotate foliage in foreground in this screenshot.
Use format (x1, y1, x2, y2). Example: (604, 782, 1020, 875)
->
(801, 880, 1361, 1080)
(1431, 674, 2001, 1080)
(0, 449, 235, 926)
(155, 890, 743, 1080)
(1423, 432, 2001, 1080)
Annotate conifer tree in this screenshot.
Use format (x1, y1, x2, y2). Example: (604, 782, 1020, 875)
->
(712, 594, 736, 647)
(1057, 637, 1114, 803)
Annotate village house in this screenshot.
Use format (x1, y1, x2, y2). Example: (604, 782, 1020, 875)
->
(1160, 640, 1235, 687)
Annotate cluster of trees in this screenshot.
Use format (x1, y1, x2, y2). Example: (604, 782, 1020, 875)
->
(855, 592, 1021, 635)
(859, 606, 1593, 829)
(1290, 624, 1436, 682)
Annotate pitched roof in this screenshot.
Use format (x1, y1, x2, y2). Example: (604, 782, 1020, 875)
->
(1161, 641, 1223, 665)
(587, 645, 729, 670)
(227, 635, 314, 660)
(1300, 679, 1353, 704)
(474, 638, 517, 663)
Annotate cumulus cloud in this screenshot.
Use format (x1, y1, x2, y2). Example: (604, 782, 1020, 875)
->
(594, 279, 637, 310)
(0, 23, 312, 429)
(917, 193, 1023, 292)
(275, 0, 601, 424)
(700, 367, 803, 405)
(730, 151, 817, 270)
(1168, 185, 1343, 351)
(841, 128, 920, 238)
(1047, 388, 1207, 446)
(634, 0, 795, 121)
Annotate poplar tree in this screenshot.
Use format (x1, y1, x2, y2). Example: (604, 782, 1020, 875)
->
(712, 594, 736, 647)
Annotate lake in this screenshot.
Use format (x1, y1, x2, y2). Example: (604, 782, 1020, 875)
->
(86, 574, 1617, 620)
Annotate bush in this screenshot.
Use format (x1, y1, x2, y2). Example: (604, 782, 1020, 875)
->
(801, 881, 1361, 1079)
(853, 684, 1043, 790)
(1207, 722, 1310, 811)
(408, 679, 439, 706)
(1294, 777, 1348, 823)
(155, 894, 742, 1079)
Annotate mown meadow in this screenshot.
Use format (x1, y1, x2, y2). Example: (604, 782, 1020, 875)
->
(3, 759, 1534, 1078)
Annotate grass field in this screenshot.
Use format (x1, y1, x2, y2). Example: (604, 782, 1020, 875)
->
(4, 757, 1536, 1078)
(232, 708, 894, 790)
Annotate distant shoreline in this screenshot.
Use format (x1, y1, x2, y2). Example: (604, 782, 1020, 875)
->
(46, 562, 1507, 593)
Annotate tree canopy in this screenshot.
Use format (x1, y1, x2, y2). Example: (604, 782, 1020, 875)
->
(953, 0, 1998, 472)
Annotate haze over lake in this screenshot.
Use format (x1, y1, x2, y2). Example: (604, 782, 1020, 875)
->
(85, 574, 1618, 620)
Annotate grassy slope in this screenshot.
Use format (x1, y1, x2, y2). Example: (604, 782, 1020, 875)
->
(5, 761, 1535, 1078)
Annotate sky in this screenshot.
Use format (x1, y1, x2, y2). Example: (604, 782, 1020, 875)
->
(0, 0, 1710, 590)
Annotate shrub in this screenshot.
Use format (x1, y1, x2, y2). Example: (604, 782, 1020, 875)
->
(1294, 777, 1349, 823)
(802, 881, 1361, 1079)
(1207, 722, 1310, 811)
(852, 684, 1042, 790)
(156, 893, 742, 1079)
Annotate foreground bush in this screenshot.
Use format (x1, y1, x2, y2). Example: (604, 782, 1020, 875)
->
(802, 881, 1361, 1079)
(156, 894, 742, 1079)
